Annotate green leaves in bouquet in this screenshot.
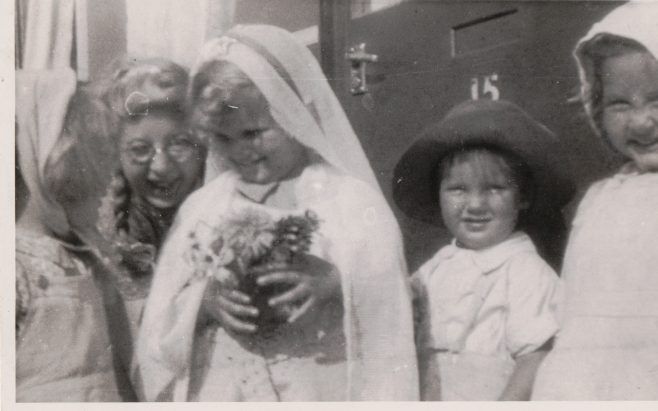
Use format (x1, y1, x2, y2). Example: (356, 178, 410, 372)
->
(258, 210, 321, 266)
(185, 208, 321, 286)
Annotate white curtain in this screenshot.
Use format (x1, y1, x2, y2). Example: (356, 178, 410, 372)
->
(20, 0, 75, 70)
(126, 0, 236, 69)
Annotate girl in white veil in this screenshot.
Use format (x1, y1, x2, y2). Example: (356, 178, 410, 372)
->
(135, 24, 418, 401)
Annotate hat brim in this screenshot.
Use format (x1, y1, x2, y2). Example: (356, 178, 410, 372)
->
(392, 99, 576, 225)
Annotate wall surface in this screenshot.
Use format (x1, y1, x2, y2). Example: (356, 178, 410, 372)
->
(85, 0, 126, 80)
(82, 0, 320, 79)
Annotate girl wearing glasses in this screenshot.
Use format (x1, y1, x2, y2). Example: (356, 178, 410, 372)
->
(97, 58, 206, 344)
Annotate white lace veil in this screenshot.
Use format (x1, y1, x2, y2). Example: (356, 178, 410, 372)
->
(192, 24, 381, 192)
(135, 25, 417, 401)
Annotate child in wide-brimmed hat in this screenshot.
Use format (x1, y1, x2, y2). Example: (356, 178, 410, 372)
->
(393, 99, 575, 400)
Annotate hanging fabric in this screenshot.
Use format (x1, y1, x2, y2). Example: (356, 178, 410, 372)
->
(21, 0, 75, 70)
(126, 0, 236, 69)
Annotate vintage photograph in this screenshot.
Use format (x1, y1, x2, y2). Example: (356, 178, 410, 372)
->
(7, 0, 658, 405)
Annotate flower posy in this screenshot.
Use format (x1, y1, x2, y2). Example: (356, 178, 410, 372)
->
(266, 210, 320, 264)
(185, 209, 320, 284)
(221, 208, 277, 271)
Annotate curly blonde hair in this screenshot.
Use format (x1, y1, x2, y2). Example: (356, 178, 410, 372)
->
(189, 59, 258, 135)
(96, 58, 206, 282)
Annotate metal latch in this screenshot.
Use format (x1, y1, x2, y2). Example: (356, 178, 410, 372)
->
(345, 43, 379, 95)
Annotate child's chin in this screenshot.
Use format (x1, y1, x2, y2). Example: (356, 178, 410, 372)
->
(239, 171, 275, 185)
(634, 157, 658, 172)
(459, 234, 510, 251)
(145, 196, 179, 210)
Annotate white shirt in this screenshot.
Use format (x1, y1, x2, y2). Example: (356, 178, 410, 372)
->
(136, 161, 418, 400)
(412, 232, 560, 360)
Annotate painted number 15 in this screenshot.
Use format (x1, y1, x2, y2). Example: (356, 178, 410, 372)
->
(470, 73, 500, 101)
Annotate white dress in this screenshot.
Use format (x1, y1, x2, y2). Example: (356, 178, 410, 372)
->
(135, 161, 418, 401)
(413, 232, 560, 400)
(532, 168, 658, 400)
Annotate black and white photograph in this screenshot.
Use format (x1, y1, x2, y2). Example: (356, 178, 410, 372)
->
(4, 0, 658, 407)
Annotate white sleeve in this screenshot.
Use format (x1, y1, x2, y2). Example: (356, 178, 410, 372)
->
(133, 176, 232, 401)
(505, 253, 560, 357)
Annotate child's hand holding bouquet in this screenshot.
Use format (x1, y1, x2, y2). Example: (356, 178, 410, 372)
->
(252, 252, 341, 326)
(187, 208, 331, 334)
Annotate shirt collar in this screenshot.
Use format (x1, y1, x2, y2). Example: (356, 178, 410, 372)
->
(440, 232, 537, 274)
(233, 156, 328, 206)
(235, 180, 280, 204)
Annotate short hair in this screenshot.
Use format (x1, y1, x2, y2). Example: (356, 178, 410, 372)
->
(436, 142, 535, 230)
(189, 60, 260, 135)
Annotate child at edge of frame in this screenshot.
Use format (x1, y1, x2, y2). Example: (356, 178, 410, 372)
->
(531, 2, 658, 400)
(15, 69, 136, 402)
(392, 98, 576, 400)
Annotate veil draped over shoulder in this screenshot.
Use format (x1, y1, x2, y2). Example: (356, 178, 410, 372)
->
(197, 25, 380, 190)
(135, 25, 418, 401)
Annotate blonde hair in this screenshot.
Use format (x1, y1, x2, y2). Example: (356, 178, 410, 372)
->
(96, 58, 205, 273)
(44, 83, 120, 207)
(189, 60, 259, 135)
(98, 57, 201, 218)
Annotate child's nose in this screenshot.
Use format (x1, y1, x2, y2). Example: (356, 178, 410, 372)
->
(465, 192, 487, 211)
(148, 149, 177, 180)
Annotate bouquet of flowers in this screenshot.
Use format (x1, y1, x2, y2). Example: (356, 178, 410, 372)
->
(185, 208, 321, 329)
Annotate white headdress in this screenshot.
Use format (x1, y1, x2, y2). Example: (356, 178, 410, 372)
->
(574, 2, 658, 135)
(16, 69, 77, 236)
(193, 24, 381, 192)
(135, 26, 418, 401)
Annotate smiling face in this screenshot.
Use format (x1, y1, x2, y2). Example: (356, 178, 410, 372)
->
(120, 113, 203, 210)
(601, 51, 658, 172)
(208, 86, 309, 185)
(439, 150, 527, 250)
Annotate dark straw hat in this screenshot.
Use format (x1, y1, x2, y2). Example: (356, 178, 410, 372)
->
(392, 99, 575, 225)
